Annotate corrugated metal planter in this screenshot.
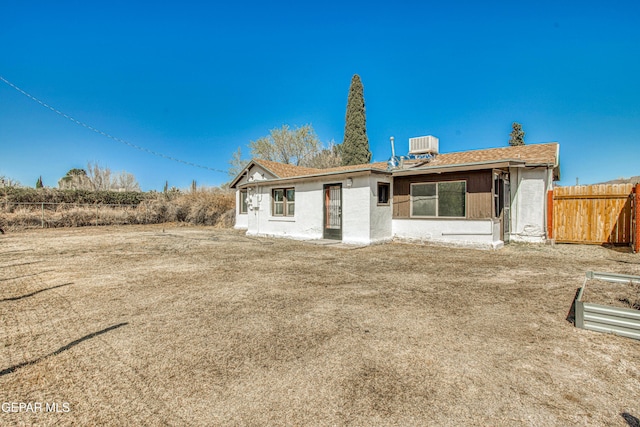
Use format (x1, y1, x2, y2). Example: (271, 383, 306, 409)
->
(575, 271, 640, 340)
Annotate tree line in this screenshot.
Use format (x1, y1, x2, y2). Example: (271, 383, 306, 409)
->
(0, 162, 141, 192)
(58, 162, 140, 191)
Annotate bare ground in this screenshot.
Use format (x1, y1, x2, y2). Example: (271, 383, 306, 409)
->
(1, 225, 639, 426)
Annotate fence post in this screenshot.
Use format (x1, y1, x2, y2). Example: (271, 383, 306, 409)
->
(41, 203, 44, 228)
(547, 190, 554, 240)
(631, 184, 640, 253)
(96, 205, 99, 227)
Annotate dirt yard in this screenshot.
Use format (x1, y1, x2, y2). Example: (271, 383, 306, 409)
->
(1, 225, 639, 426)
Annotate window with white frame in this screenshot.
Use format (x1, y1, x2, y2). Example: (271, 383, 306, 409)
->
(411, 181, 466, 218)
(272, 188, 295, 216)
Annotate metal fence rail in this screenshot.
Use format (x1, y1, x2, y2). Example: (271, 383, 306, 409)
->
(575, 271, 640, 340)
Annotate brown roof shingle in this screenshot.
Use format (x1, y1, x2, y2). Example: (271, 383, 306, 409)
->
(319, 161, 388, 173)
(253, 158, 388, 178)
(411, 142, 559, 169)
(253, 159, 324, 178)
(240, 143, 559, 184)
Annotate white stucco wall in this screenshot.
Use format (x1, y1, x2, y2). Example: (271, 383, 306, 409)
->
(240, 173, 392, 245)
(244, 180, 322, 241)
(341, 175, 373, 244)
(233, 164, 274, 230)
(235, 165, 553, 248)
(393, 218, 503, 249)
(234, 188, 248, 230)
(235, 215, 248, 230)
(324, 174, 393, 244)
(369, 176, 393, 243)
(509, 167, 550, 243)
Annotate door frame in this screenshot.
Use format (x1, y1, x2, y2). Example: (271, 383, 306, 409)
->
(502, 177, 511, 243)
(494, 171, 511, 243)
(323, 183, 342, 240)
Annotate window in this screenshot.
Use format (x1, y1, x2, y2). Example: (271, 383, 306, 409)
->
(412, 183, 437, 216)
(239, 189, 248, 214)
(493, 173, 509, 218)
(494, 174, 501, 218)
(378, 182, 390, 205)
(272, 188, 295, 216)
(411, 181, 466, 218)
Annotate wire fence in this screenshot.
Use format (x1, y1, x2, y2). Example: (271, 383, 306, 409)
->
(1, 190, 236, 230)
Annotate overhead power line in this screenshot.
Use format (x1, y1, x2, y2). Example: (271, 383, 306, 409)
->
(0, 75, 227, 174)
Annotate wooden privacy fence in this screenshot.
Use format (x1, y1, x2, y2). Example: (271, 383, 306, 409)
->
(549, 184, 637, 248)
(549, 184, 639, 249)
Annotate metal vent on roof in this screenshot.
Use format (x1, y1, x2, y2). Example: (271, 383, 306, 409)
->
(409, 135, 439, 155)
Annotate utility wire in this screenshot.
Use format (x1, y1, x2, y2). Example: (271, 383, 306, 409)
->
(0, 75, 227, 174)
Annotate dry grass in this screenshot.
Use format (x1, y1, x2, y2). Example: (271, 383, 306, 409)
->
(581, 278, 640, 310)
(0, 190, 235, 230)
(1, 226, 640, 426)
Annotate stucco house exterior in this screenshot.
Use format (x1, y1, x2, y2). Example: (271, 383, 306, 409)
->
(230, 140, 560, 249)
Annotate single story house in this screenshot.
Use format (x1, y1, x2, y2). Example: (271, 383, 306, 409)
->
(230, 138, 560, 249)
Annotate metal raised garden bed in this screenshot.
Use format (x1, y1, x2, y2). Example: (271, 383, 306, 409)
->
(575, 271, 640, 340)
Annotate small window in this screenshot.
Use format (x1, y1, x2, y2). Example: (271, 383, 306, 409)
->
(377, 182, 390, 205)
(272, 188, 295, 216)
(411, 181, 466, 218)
(239, 189, 248, 214)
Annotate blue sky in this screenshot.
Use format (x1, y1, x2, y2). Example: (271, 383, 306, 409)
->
(1, 1, 638, 191)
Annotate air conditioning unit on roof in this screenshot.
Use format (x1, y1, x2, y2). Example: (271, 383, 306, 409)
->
(409, 135, 439, 155)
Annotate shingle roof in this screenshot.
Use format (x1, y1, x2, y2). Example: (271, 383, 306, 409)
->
(252, 159, 324, 178)
(253, 159, 388, 179)
(234, 143, 559, 186)
(409, 142, 559, 169)
(318, 161, 389, 173)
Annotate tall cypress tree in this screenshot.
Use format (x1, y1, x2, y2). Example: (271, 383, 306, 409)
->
(509, 122, 525, 146)
(341, 74, 371, 165)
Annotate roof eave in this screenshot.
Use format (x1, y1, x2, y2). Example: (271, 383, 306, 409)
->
(234, 167, 388, 188)
(249, 159, 283, 180)
(228, 163, 253, 189)
(391, 160, 526, 176)
(229, 159, 283, 189)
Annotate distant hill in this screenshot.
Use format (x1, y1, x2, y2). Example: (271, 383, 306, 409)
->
(597, 176, 640, 185)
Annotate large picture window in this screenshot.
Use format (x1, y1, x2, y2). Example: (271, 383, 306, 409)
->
(272, 188, 295, 216)
(411, 181, 466, 218)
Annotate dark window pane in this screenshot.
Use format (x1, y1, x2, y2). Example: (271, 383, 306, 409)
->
(378, 183, 390, 204)
(240, 190, 248, 213)
(411, 183, 436, 216)
(412, 183, 436, 197)
(412, 197, 436, 216)
(438, 181, 466, 217)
